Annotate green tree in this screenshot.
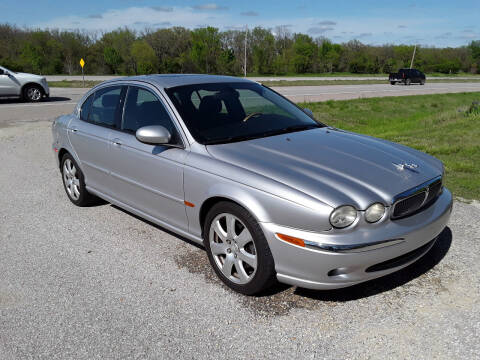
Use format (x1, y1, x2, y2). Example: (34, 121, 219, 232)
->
(251, 27, 276, 74)
(292, 34, 316, 73)
(103, 47, 122, 74)
(190, 27, 222, 73)
(131, 40, 157, 74)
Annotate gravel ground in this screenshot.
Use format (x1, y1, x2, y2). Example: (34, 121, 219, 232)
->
(0, 120, 479, 359)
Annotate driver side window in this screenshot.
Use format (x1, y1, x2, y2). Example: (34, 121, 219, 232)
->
(122, 86, 180, 144)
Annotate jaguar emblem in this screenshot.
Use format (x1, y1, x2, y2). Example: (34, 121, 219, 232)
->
(393, 162, 419, 172)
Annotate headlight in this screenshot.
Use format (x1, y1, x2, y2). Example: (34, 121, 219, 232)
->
(329, 205, 357, 228)
(365, 203, 385, 223)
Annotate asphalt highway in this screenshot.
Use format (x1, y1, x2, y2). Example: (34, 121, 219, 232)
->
(1, 82, 480, 126)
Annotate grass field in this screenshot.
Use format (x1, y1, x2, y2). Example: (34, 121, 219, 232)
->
(48, 80, 102, 88)
(302, 92, 480, 200)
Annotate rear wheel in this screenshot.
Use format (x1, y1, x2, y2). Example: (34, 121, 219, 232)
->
(23, 84, 43, 102)
(420, 79, 425, 85)
(203, 201, 276, 295)
(405, 78, 411, 86)
(61, 153, 99, 206)
(390, 81, 396, 85)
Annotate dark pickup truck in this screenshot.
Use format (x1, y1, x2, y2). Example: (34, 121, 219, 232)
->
(389, 68, 426, 85)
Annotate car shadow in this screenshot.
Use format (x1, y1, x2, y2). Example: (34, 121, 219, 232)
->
(0, 96, 71, 104)
(105, 202, 452, 301)
(292, 226, 452, 302)
(109, 204, 204, 250)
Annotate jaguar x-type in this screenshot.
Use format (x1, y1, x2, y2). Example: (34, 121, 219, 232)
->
(52, 75, 452, 295)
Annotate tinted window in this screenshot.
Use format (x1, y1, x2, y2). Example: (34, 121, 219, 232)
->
(165, 82, 323, 145)
(122, 86, 179, 143)
(80, 94, 94, 121)
(89, 86, 123, 127)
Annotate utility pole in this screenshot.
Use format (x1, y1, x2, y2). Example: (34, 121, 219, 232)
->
(244, 25, 248, 77)
(410, 44, 417, 69)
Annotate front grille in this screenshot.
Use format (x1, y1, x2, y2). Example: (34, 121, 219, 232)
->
(391, 177, 442, 220)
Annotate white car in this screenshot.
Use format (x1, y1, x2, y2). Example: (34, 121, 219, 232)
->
(0, 65, 49, 102)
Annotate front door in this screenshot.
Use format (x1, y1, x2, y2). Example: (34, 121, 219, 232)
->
(107, 85, 188, 231)
(0, 68, 20, 96)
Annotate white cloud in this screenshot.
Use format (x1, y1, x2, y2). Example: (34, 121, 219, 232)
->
(193, 3, 228, 10)
(317, 20, 336, 26)
(308, 26, 334, 34)
(34, 6, 467, 46)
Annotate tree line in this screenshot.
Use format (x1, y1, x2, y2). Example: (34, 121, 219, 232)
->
(1, 24, 479, 76)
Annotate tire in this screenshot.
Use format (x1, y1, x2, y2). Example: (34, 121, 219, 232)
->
(203, 201, 276, 295)
(390, 81, 396, 85)
(405, 78, 411, 86)
(61, 153, 98, 206)
(420, 79, 425, 85)
(23, 84, 44, 102)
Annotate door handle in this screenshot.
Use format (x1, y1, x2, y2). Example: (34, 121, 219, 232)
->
(69, 128, 78, 133)
(112, 138, 122, 146)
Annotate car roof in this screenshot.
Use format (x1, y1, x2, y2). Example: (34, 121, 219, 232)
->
(102, 74, 253, 89)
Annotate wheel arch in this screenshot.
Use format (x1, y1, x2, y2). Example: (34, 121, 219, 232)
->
(21, 82, 44, 96)
(57, 148, 70, 169)
(198, 192, 269, 236)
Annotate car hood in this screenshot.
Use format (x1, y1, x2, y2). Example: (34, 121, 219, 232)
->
(206, 127, 443, 209)
(11, 72, 44, 80)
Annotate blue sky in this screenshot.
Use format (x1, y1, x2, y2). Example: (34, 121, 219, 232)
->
(2, 0, 479, 46)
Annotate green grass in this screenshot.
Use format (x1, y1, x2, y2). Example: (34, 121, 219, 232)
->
(48, 80, 102, 88)
(301, 92, 480, 200)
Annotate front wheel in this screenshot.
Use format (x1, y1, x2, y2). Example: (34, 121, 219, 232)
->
(390, 81, 396, 85)
(203, 201, 276, 295)
(420, 79, 425, 85)
(23, 85, 43, 102)
(405, 78, 411, 86)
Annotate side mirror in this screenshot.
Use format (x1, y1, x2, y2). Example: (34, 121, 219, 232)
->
(303, 108, 314, 118)
(136, 125, 171, 145)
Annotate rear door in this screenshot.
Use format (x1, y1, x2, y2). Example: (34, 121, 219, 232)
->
(68, 85, 126, 195)
(107, 85, 189, 231)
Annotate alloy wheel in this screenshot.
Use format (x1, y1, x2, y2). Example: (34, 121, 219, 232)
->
(27, 87, 42, 101)
(63, 159, 81, 200)
(208, 213, 258, 284)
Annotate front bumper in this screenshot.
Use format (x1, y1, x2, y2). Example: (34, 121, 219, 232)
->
(261, 188, 453, 290)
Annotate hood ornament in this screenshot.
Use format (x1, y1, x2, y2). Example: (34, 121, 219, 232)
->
(393, 162, 419, 172)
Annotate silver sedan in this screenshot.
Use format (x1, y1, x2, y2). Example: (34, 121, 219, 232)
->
(52, 75, 452, 295)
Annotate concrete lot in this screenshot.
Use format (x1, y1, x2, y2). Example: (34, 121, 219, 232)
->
(1, 88, 479, 359)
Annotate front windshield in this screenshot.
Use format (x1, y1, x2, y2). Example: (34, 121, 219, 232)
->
(165, 82, 324, 145)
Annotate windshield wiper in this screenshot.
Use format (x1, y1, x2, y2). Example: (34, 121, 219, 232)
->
(204, 123, 322, 145)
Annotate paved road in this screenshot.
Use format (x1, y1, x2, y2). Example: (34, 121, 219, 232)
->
(1, 82, 479, 126)
(0, 85, 479, 358)
(46, 75, 480, 82)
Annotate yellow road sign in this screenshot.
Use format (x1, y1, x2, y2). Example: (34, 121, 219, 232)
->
(80, 58, 85, 68)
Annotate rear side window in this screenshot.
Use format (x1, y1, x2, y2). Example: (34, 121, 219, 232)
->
(122, 86, 180, 144)
(89, 86, 124, 127)
(80, 94, 94, 121)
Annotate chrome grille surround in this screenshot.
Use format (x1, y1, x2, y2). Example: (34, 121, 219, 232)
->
(391, 176, 443, 219)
